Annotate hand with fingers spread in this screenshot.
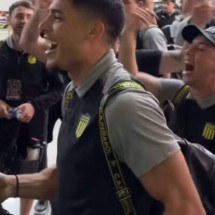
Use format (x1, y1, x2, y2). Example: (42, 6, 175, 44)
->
(0, 100, 12, 120)
(191, 3, 214, 28)
(20, 0, 53, 63)
(17, 103, 35, 123)
(32, 0, 52, 10)
(124, 0, 157, 33)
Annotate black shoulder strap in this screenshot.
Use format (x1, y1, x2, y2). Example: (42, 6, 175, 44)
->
(100, 80, 145, 108)
(99, 80, 145, 215)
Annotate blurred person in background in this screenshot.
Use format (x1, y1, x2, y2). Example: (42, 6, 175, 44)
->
(119, 0, 215, 156)
(0, 1, 64, 214)
(156, 0, 180, 29)
(172, 0, 215, 46)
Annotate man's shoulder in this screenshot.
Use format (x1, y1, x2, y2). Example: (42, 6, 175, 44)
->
(0, 40, 7, 50)
(143, 27, 164, 39)
(156, 10, 166, 17)
(102, 67, 133, 94)
(104, 80, 159, 114)
(0, 40, 4, 46)
(0, 40, 10, 59)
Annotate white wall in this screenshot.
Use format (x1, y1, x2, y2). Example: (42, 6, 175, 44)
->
(0, 0, 18, 11)
(0, 1, 17, 40)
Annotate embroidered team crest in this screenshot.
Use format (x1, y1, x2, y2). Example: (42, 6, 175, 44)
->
(202, 123, 215, 140)
(28, 55, 36, 64)
(75, 114, 90, 138)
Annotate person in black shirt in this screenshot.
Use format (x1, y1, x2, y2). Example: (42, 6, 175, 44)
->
(0, 1, 64, 215)
(156, 0, 180, 29)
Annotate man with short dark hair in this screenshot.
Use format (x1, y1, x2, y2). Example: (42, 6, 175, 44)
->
(8, 0, 34, 16)
(156, 0, 180, 29)
(0, 0, 206, 215)
(0, 1, 64, 214)
(120, 0, 215, 155)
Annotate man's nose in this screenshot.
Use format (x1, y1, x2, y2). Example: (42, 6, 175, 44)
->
(40, 30, 45, 38)
(185, 47, 194, 56)
(39, 15, 50, 37)
(21, 16, 30, 24)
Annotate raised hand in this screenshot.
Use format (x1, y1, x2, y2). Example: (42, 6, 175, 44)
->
(191, 2, 214, 28)
(32, 0, 52, 10)
(124, 0, 157, 33)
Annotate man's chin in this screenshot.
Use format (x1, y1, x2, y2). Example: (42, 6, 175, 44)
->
(182, 74, 192, 85)
(45, 60, 60, 72)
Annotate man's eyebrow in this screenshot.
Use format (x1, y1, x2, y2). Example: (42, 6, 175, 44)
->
(50, 8, 63, 15)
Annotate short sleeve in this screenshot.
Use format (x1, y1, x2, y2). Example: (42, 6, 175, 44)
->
(105, 90, 180, 177)
(143, 28, 167, 51)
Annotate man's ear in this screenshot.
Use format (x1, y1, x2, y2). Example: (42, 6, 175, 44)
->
(88, 20, 105, 40)
(7, 16, 11, 25)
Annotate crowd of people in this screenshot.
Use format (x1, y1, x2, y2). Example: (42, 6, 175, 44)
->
(0, 0, 214, 214)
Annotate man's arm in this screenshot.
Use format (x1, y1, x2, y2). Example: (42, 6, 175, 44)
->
(119, 4, 161, 97)
(0, 165, 57, 202)
(119, 1, 184, 97)
(106, 87, 205, 215)
(159, 49, 184, 74)
(29, 71, 64, 111)
(17, 71, 64, 123)
(140, 151, 205, 215)
(19, 0, 52, 62)
(135, 49, 184, 77)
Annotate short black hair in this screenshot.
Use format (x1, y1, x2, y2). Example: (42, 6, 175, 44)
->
(162, 0, 176, 3)
(9, 0, 34, 16)
(68, 0, 125, 43)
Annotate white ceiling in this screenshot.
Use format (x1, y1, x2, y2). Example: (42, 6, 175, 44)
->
(0, 0, 18, 11)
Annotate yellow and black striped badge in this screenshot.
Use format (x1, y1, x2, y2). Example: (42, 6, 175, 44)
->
(28, 55, 36, 64)
(64, 90, 74, 110)
(173, 85, 190, 106)
(76, 114, 90, 138)
(202, 123, 215, 140)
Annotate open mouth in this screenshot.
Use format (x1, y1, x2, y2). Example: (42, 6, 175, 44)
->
(184, 54, 194, 72)
(182, 63, 194, 75)
(45, 41, 58, 55)
(185, 63, 194, 71)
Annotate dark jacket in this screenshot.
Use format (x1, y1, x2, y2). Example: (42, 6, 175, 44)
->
(0, 41, 64, 156)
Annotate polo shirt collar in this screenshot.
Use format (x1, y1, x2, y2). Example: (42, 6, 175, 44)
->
(72, 49, 117, 98)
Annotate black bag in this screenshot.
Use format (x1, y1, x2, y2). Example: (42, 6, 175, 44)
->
(177, 137, 215, 215)
(161, 87, 215, 214)
(100, 80, 215, 215)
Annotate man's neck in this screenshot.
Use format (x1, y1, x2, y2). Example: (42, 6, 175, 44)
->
(11, 34, 23, 51)
(190, 85, 215, 102)
(68, 48, 110, 87)
(165, 10, 175, 16)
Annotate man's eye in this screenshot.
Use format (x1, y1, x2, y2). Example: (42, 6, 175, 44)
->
(16, 14, 24, 19)
(54, 16, 62, 20)
(196, 44, 205, 51)
(52, 13, 62, 20)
